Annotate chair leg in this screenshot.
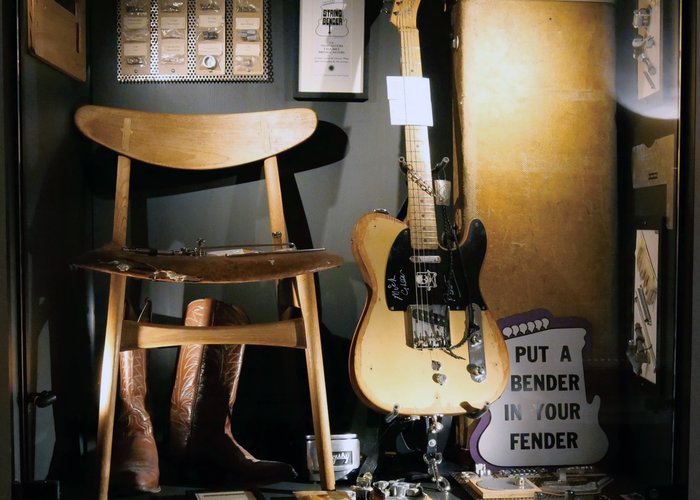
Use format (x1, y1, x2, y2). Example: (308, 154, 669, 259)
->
(295, 273, 335, 491)
(96, 275, 128, 500)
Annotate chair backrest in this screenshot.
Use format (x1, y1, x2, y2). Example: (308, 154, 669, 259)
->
(75, 105, 318, 247)
(74, 105, 318, 170)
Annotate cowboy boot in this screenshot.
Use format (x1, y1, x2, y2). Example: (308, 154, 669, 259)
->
(169, 298, 297, 487)
(111, 301, 160, 493)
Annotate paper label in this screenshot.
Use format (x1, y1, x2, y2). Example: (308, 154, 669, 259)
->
(123, 42, 149, 56)
(199, 14, 224, 28)
(161, 16, 187, 30)
(235, 17, 260, 30)
(235, 43, 260, 56)
(198, 42, 223, 55)
(160, 38, 186, 54)
(123, 16, 149, 30)
(387, 76, 434, 127)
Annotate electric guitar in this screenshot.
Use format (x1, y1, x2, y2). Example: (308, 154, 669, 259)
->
(349, 0, 509, 417)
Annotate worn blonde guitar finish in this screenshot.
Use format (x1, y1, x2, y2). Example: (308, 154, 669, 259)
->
(351, 212, 509, 415)
(349, 0, 509, 417)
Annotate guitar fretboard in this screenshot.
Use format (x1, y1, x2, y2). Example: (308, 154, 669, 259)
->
(399, 26, 437, 250)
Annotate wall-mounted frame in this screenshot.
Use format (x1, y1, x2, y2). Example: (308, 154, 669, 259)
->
(628, 217, 664, 384)
(117, 0, 272, 83)
(28, 0, 86, 81)
(633, 0, 662, 100)
(295, 0, 367, 101)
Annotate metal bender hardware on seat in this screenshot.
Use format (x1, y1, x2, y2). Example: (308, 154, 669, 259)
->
(73, 105, 342, 499)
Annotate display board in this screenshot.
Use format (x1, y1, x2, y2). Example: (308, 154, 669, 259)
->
(117, 0, 271, 83)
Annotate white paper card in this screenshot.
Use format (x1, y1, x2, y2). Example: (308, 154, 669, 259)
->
(235, 43, 261, 56)
(386, 76, 433, 126)
(161, 16, 187, 30)
(235, 17, 260, 30)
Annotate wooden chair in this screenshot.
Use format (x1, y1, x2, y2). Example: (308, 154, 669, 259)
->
(73, 105, 342, 499)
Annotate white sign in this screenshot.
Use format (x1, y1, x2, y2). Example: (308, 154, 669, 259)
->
(386, 76, 434, 127)
(472, 311, 608, 467)
(298, 0, 364, 95)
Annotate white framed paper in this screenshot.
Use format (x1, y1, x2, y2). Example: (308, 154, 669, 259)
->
(296, 0, 366, 101)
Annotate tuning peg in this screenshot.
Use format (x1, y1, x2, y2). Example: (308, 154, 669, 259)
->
(28, 390, 57, 408)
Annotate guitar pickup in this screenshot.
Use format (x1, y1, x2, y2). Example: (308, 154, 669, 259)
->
(409, 255, 441, 264)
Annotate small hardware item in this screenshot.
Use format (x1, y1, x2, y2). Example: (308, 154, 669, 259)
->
(123, 28, 150, 42)
(238, 29, 258, 41)
(461, 473, 541, 499)
(126, 5, 146, 14)
(125, 56, 146, 66)
(371, 480, 425, 500)
(125, 0, 149, 14)
(539, 466, 613, 497)
(161, 0, 184, 13)
(352, 473, 374, 500)
(201, 30, 220, 40)
(201, 54, 218, 69)
(234, 56, 255, 70)
(161, 53, 186, 64)
(236, 0, 258, 12)
(122, 239, 299, 257)
(200, 0, 220, 11)
(161, 28, 186, 39)
(632, 39, 657, 76)
(632, 7, 651, 28)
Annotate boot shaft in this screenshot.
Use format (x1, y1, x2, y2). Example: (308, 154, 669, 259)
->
(169, 299, 248, 460)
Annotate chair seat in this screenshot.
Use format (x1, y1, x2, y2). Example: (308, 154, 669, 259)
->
(73, 244, 343, 283)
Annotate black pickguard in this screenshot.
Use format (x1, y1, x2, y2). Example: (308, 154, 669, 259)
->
(385, 219, 489, 312)
(385, 229, 469, 311)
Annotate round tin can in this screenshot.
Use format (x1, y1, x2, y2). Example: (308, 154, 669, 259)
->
(305, 433, 360, 481)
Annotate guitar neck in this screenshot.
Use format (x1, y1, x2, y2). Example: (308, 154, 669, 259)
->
(399, 27, 437, 250)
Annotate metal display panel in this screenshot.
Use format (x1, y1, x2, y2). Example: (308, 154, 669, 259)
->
(117, 0, 272, 83)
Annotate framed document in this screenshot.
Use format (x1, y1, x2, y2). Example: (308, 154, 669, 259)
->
(296, 0, 367, 101)
(629, 217, 663, 385)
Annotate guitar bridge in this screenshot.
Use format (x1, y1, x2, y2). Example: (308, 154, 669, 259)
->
(406, 305, 450, 349)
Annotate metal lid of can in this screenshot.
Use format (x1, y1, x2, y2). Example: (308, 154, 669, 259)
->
(305, 433, 358, 441)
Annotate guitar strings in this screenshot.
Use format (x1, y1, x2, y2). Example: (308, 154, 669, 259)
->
(401, 21, 433, 349)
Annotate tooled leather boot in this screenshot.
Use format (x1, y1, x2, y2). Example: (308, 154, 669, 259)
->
(169, 298, 297, 487)
(111, 301, 160, 493)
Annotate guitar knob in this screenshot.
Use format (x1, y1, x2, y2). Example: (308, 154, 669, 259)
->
(29, 390, 57, 408)
(467, 364, 485, 377)
(469, 332, 483, 346)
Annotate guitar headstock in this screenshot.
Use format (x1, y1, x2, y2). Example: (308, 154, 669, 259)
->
(389, 0, 421, 29)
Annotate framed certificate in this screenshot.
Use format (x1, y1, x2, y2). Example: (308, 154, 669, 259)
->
(296, 0, 367, 101)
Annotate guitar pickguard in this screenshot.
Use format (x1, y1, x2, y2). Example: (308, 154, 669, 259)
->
(385, 228, 469, 311)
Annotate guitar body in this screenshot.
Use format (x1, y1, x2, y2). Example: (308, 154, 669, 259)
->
(350, 212, 509, 416)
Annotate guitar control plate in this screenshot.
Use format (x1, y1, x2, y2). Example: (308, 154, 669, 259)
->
(467, 305, 487, 383)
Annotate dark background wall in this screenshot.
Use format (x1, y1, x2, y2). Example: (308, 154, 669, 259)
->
(1, 1, 20, 497)
(16, 0, 92, 488)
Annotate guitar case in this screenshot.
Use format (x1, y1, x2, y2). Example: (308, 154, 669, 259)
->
(452, 0, 616, 356)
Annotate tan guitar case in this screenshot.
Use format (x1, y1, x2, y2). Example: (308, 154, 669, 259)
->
(452, 0, 617, 356)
